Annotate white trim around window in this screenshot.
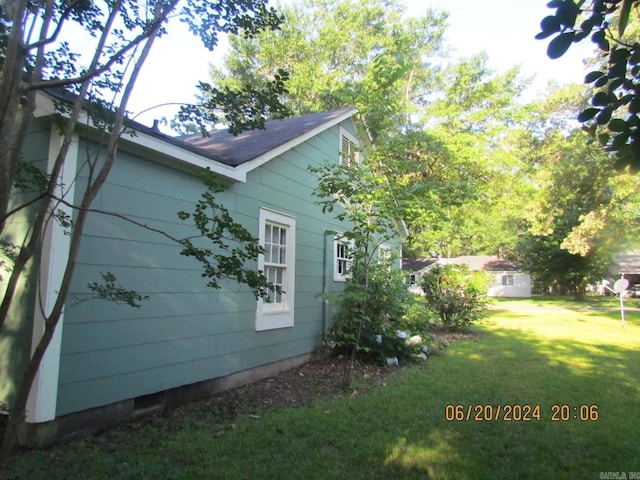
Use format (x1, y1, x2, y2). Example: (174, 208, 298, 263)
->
(256, 208, 296, 331)
(333, 234, 354, 282)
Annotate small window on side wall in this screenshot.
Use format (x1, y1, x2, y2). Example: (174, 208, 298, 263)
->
(501, 274, 514, 286)
(339, 127, 360, 166)
(334, 235, 354, 282)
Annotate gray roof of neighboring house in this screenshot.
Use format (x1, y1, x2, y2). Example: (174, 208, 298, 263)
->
(403, 255, 522, 273)
(445, 255, 522, 272)
(402, 258, 439, 272)
(612, 255, 640, 274)
(177, 107, 356, 167)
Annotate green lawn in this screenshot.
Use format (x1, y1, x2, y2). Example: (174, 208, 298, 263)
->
(5, 296, 640, 479)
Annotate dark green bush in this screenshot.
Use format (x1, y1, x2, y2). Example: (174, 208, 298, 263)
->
(420, 264, 489, 330)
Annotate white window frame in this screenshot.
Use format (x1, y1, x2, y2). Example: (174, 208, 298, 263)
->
(339, 127, 360, 166)
(256, 208, 296, 331)
(501, 274, 514, 286)
(334, 234, 354, 282)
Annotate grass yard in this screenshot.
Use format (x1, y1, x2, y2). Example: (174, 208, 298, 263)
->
(4, 296, 640, 479)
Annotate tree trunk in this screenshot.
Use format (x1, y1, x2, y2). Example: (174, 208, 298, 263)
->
(0, 1, 170, 458)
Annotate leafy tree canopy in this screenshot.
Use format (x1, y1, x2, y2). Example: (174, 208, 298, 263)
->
(513, 84, 640, 296)
(209, 0, 448, 140)
(537, 0, 640, 172)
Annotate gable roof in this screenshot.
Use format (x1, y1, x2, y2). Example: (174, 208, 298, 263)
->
(403, 255, 523, 273)
(35, 90, 358, 183)
(446, 255, 522, 272)
(178, 107, 356, 167)
(402, 258, 439, 272)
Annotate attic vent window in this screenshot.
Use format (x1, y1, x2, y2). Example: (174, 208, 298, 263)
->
(339, 127, 359, 166)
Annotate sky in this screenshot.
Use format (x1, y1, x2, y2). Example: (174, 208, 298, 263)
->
(127, 0, 594, 130)
(422, 0, 592, 93)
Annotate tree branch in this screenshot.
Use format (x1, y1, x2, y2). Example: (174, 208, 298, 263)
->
(24, 0, 95, 51)
(24, 15, 168, 93)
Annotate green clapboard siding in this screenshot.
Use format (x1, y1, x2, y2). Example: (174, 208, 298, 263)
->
(55, 120, 361, 416)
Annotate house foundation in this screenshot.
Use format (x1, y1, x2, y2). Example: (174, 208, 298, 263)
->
(17, 351, 318, 448)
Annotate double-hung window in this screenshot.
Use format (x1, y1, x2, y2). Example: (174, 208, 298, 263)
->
(334, 235, 353, 282)
(256, 209, 296, 331)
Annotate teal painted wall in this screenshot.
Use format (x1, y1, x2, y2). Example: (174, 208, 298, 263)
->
(0, 119, 51, 410)
(56, 120, 360, 416)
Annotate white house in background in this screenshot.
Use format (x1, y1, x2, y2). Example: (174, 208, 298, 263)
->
(403, 255, 531, 298)
(402, 257, 439, 295)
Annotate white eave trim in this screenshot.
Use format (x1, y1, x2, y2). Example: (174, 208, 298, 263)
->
(121, 129, 247, 183)
(236, 107, 358, 176)
(34, 93, 247, 183)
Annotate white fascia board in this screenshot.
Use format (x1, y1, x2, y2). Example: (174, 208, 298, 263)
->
(420, 259, 445, 274)
(120, 130, 247, 183)
(33, 92, 247, 183)
(236, 107, 358, 176)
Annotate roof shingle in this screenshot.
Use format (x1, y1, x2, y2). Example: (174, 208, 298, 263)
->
(178, 107, 356, 166)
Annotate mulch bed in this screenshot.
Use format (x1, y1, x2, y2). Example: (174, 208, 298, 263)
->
(5, 329, 480, 448)
(100, 328, 480, 438)
(79, 355, 403, 444)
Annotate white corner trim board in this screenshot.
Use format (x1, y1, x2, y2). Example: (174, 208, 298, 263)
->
(26, 129, 79, 423)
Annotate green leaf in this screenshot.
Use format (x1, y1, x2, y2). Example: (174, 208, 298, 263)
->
(594, 75, 609, 88)
(592, 91, 611, 106)
(611, 47, 631, 63)
(629, 46, 640, 65)
(629, 97, 640, 114)
(580, 17, 595, 33)
(584, 70, 605, 84)
(598, 38, 611, 53)
(609, 118, 630, 133)
(591, 29, 605, 44)
(538, 15, 561, 37)
(555, 1, 580, 28)
(611, 131, 630, 149)
(614, 150, 632, 171)
(547, 32, 575, 59)
(598, 132, 610, 146)
(596, 108, 612, 125)
(578, 108, 599, 122)
(535, 30, 556, 40)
